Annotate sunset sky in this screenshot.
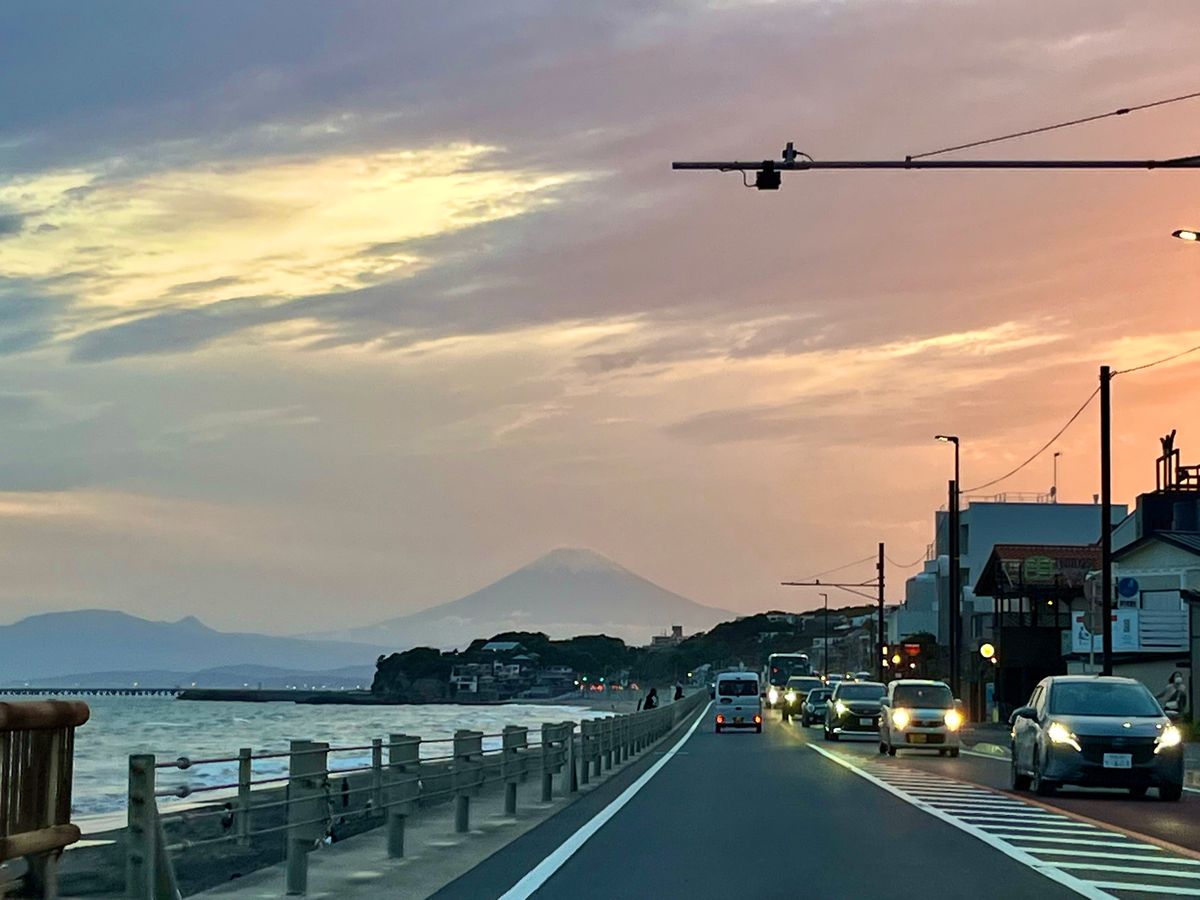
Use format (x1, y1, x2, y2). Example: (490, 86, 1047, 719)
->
(2, 1, 1200, 633)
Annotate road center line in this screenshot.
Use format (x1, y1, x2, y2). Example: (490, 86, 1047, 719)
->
(807, 743, 1114, 900)
(498, 701, 711, 900)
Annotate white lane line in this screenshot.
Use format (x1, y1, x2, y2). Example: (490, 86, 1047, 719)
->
(498, 701, 711, 900)
(1055, 862, 1200, 880)
(1089, 882, 1200, 896)
(974, 830, 1113, 844)
(808, 743, 1113, 900)
(993, 834, 1143, 848)
(1030, 849, 1185, 864)
(960, 817, 1091, 828)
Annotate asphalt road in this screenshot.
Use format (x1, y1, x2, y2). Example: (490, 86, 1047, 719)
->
(831, 726, 1200, 854)
(433, 707, 1098, 900)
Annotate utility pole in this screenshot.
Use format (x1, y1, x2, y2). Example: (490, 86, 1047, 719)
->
(949, 480, 960, 696)
(877, 543, 886, 684)
(821, 592, 829, 677)
(1053, 451, 1062, 503)
(1100, 365, 1113, 676)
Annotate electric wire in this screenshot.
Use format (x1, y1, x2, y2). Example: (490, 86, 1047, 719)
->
(962, 387, 1100, 493)
(908, 89, 1200, 160)
(885, 553, 927, 569)
(798, 554, 876, 582)
(1113, 342, 1200, 376)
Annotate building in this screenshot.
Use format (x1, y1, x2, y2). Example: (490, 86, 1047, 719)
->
(650, 625, 684, 648)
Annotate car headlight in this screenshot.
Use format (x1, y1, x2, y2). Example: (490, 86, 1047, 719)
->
(785, 691, 797, 704)
(944, 709, 963, 731)
(1155, 724, 1183, 754)
(834, 700, 849, 717)
(768, 689, 779, 705)
(891, 709, 910, 729)
(1046, 721, 1081, 752)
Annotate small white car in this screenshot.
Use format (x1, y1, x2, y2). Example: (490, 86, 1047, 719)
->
(714, 672, 763, 733)
(879, 679, 963, 757)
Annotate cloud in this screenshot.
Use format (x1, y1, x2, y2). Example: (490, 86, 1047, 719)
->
(0, 213, 23, 236)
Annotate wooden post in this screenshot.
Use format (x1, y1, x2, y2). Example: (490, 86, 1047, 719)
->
(285, 740, 328, 896)
(562, 722, 577, 794)
(386, 733, 419, 858)
(501, 726, 526, 815)
(370, 739, 384, 817)
(126, 754, 156, 900)
(453, 730, 482, 834)
(236, 747, 252, 846)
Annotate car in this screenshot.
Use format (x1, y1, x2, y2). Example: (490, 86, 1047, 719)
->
(780, 676, 824, 721)
(824, 681, 886, 740)
(1010, 675, 1185, 800)
(801, 687, 832, 726)
(878, 679, 963, 757)
(853, 671, 873, 682)
(714, 672, 763, 733)
(824, 673, 845, 688)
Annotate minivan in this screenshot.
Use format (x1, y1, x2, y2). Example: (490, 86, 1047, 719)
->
(714, 672, 763, 733)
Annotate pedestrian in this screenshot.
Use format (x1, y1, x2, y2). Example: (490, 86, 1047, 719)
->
(1157, 671, 1188, 716)
(643, 687, 658, 710)
(220, 802, 235, 834)
(673, 682, 684, 702)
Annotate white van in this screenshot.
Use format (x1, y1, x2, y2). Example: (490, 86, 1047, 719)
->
(714, 672, 762, 733)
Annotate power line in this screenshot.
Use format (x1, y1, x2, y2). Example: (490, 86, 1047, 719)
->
(798, 554, 875, 582)
(885, 552, 927, 569)
(1113, 342, 1200, 376)
(962, 387, 1100, 493)
(908, 89, 1200, 160)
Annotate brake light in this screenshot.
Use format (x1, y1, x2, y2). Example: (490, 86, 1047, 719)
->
(716, 714, 725, 723)
(754, 714, 762, 724)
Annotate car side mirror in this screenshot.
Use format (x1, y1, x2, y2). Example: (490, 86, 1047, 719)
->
(1165, 709, 1181, 722)
(954, 699, 965, 712)
(1008, 706, 1036, 725)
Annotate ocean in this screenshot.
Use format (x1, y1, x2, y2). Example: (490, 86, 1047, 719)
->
(32, 695, 610, 830)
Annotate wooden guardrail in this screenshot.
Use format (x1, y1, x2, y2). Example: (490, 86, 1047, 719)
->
(0, 700, 90, 899)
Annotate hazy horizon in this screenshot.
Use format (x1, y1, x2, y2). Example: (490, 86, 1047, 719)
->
(2, 2, 1200, 633)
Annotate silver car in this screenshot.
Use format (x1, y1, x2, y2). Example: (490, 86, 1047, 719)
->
(1010, 675, 1184, 800)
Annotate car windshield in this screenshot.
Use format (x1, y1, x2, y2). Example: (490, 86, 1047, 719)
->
(787, 677, 822, 690)
(892, 684, 953, 709)
(1049, 682, 1162, 717)
(718, 679, 758, 697)
(808, 690, 831, 701)
(837, 684, 885, 701)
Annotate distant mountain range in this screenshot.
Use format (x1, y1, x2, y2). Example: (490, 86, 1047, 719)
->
(312, 547, 735, 650)
(0, 549, 734, 684)
(0, 610, 389, 684)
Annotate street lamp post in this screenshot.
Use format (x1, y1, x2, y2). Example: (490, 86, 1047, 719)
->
(820, 592, 829, 676)
(1053, 451, 1062, 503)
(936, 435, 961, 696)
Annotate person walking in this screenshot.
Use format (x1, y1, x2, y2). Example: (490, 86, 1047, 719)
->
(643, 687, 658, 710)
(1157, 671, 1188, 716)
(673, 682, 684, 702)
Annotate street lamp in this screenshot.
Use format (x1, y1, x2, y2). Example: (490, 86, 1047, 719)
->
(820, 592, 830, 677)
(1052, 451, 1062, 503)
(935, 435, 961, 697)
(1172, 228, 1200, 241)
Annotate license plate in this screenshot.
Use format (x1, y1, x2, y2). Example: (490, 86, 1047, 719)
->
(735, 717, 744, 725)
(1103, 753, 1132, 769)
(909, 733, 927, 743)
(859, 717, 873, 726)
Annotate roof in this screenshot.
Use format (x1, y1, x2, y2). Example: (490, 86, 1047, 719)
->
(1114, 530, 1200, 560)
(717, 671, 758, 680)
(481, 641, 523, 652)
(973, 543, 1100, 597)
(1043, 674, 1141, 685)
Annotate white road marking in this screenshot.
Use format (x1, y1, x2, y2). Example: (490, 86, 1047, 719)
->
(1054, 862, 1200, 880)
(1089, 882, 1200, 896)
(812, 744, 1200, 899)
(1029, 850, 1187, 864)
(992, 834, 1143, 847)
(498, 701, 711, 900)
(808, 743, 1113, 899)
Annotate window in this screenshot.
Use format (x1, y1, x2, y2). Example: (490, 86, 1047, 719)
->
(1049, 682, 1161, 717)
(718, 679, 758, 697)
(891, 683, 953, 709)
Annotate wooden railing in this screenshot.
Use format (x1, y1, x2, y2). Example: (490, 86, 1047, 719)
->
(0, 700, 90, 898)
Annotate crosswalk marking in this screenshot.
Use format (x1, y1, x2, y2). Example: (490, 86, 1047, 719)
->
(814, 748, 1200, 900)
